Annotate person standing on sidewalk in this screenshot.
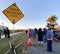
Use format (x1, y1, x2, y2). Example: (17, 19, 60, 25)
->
(43, 28, 47, 42)
(6, 27, 10, 38)
(3, 27, 10, 38)
(0, 28, 2, 39)
(46, 28, 54, 52)
(37, 28, 44, 47)
(4, 28, 7, 38)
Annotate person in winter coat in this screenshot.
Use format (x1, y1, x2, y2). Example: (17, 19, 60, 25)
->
(37, 28, 44, 47)
(4, 28, 7, 38)
(46, 28, 54, 52)
(0, 28, 2, 39)
(6, 27, 10, 38)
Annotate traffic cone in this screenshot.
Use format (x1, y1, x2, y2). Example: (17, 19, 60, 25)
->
(27, 38, 32, 46)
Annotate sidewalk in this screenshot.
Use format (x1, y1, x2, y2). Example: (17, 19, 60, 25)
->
(27, 42, 60, 54)
(1, 32, 22, 39)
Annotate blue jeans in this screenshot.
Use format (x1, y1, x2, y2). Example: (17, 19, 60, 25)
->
(47, 40, 52, 52)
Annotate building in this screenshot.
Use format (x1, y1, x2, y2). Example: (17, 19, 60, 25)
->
(56, 26, 60, 30)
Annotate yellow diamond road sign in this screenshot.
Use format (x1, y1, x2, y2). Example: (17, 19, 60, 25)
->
(2, 3, 24, 24)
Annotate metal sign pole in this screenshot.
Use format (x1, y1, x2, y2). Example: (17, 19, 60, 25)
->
(12, 24, 14, 46)
(11, 24, 16, 54)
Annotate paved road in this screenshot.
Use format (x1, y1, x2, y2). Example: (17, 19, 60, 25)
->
(28, 42, 60, 54)
(1, 32, 22, 39)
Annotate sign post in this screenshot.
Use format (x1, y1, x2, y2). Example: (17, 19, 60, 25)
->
(2, 3, 24, 54)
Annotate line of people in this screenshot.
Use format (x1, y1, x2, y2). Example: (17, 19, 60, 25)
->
(26, 27, 54, 52)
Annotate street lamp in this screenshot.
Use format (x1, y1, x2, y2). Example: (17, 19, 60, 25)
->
(2, 22, 4, 30)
